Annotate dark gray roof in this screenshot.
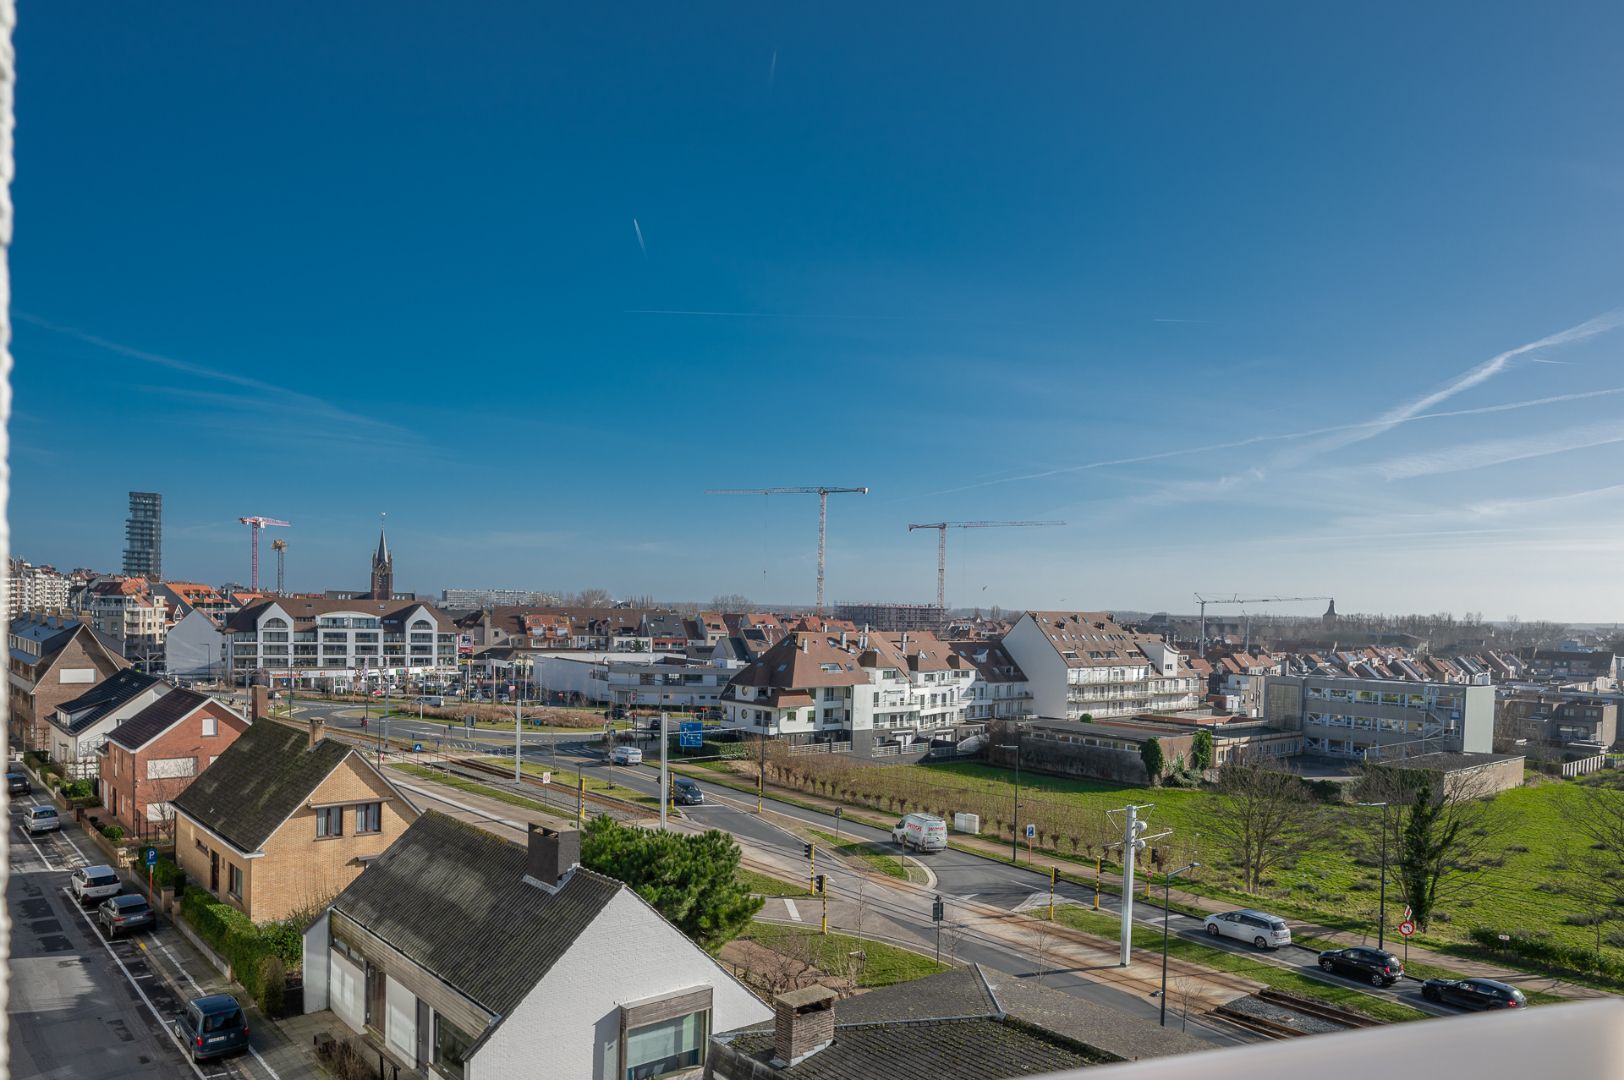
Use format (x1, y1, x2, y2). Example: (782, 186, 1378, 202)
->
(105, 689, 218, 751)
(329, 812, 621, 1016)
(55, 670, 163, 735)
(832, 966, 996, 1026)
(1386, 751, 1524, 772)
(169, 720, 351, 853)
(725, 1018, 1105, 1079)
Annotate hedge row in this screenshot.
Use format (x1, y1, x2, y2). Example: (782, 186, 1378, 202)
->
(178, 887, 303, 1017)
(1469, 926, 1624, 985)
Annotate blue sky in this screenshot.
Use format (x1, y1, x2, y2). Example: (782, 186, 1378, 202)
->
(12, 3, 1624, 618)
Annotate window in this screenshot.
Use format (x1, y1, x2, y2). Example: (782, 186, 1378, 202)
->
(316, 806, 344, 838)
(434, 1013, 475, 1080)
(356, 802, 382, 834)
(201, 713, 218, 737)
(228, 864, 243, 900)
(624, 1011, 706, 1080)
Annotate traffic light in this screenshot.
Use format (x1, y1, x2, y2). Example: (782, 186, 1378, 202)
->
(815, 874, 826, 895)
(803, 843, 813, 859)
(932, 896, 945, 922)
(1050, 865, 1059, 886)
(1151, 847, 1163, 866)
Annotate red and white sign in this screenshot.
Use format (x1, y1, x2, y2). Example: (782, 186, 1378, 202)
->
(1398, 920, 1416, 938)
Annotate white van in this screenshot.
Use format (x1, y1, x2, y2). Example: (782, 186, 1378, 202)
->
(610, 745, 643, 766)
(892, 813, 947, 853)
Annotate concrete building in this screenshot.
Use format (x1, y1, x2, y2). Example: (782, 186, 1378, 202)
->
(946, 640, 1032, 721)
(1261, 674, 1494, 761)
(1001, 611, 1201, 721)
(223, 597, 457, 688)
(301, 814, 771, 1079)
(1525, 649, 1621, 689)
(440, 587, 559, 609)
(7, 559, 71, 618)
(529, 652, 740, 712)
(833, 601, 945, 633)
(719, 629, 976, 751)
(7, 613, 129, 751)
(99, 688, 250, 837)
(163, 608, 228, 682)
(990, 714, 1300, 785)
(122, 491, 162, 580)
(85, 577, 168, 666)
(1499, 693, 1619, 752)
(171, 718, 419, 922)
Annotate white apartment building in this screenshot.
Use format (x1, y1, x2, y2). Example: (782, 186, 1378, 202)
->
(224, 598, 457, 687)
(947, 640, 1032, 721)
(1001, 611, 1201, 721)
(527, 651, 742, 711)
(7, 559, 71, 618)
(720, 629, 977, 751)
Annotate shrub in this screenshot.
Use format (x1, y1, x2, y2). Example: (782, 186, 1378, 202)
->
(100, 824, 125, 842)
(151, 855, 185, 891)
(62, 779, 95, 800)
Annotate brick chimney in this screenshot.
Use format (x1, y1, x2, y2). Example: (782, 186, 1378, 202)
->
(525, 824, 579, 889)
(308, 717, 325, 749)
(772, 985, 836, 1067)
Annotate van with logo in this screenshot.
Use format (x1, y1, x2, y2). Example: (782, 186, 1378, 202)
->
(892, 813, 948, 853)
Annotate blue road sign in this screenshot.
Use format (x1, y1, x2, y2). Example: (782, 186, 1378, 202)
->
(679, 733, 703, 749)
(680, 721, 703, 734)
(412, 743, 423, 753)
(146, 848, 157, 866)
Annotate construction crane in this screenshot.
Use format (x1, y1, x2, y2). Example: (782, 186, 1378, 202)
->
(706, 486, 869, 613)
(908, 521, 1065, 613)
(1193, 593, 1334, 652)
(238, 516, 290, 591)
(271, 538, 288, 595)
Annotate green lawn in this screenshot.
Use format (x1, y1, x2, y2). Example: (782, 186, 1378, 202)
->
(736, 868, 805, 897)
(807, 828, 916, 882)
(1050, 906, 1427, 1023)
(743, 922, 948, 987)
(388, 762, 558, 816)
(473, 755, 665, 809)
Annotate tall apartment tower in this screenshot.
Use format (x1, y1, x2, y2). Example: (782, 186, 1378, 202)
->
(122, 491, 162, 580)
(369, 522, 394, 600)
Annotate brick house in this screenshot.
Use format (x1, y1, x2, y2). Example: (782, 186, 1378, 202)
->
(170, 718, 419, 923)
(7, 613, 129, 751)
(47, 669, 167, 780)
(99, 689, 250, 837)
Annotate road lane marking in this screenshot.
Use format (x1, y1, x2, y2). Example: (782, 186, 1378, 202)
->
(784, 900, 802, 922)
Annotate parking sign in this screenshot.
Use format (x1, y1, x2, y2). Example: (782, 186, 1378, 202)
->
(146, 848, 157, 867)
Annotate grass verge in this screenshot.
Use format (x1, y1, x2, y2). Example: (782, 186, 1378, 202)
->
(388, 762, 558, 816)
(807, 828, 920, 883)
(736, 868, 805, 898)
(743, 922, 948, 988)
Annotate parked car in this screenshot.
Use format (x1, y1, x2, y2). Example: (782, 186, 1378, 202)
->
(1421, 977, 1527, 1010)
(1317, 947, 1404, 986)
(6, 770, 30, 795)
(673, 777, 704, 806)
(98, 894, 155, 938)
(25, 805, 60, 834)
(71, 865, 124, 905)
(892, 813, 948, 853)
(172, 994, 250, 1062)
(610, 745, 643, 766)
(1202, 909, 1292, 949)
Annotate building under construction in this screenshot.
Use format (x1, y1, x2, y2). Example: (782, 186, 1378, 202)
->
(833, 601, 946, 633)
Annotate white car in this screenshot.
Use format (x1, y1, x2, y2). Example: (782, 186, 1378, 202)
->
(71, 865, 123, 904)
(1203, 908, 1292, 949)
(609, 745, 643, 766)
(25, 805, 60, 834)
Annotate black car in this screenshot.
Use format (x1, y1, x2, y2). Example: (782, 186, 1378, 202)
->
(98, 894, 155, 938)
(1421, 977, 1528, 1010)
(673, 777, 704, 806)
(172, 994, 250, 1061)
(1317, 947, 1404, 986)
(6, 770, 30, 795)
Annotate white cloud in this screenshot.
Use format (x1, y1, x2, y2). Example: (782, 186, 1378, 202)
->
(1372, 419, 1624, 480)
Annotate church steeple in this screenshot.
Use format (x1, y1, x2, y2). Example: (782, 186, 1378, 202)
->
(370, 513, 394, 600)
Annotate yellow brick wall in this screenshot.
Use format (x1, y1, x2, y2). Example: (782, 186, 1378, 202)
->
(175, 753, 417, 924)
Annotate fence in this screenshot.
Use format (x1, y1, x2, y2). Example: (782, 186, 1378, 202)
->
(1561, 753, 1616, 779)
(787, 741, 852, 755)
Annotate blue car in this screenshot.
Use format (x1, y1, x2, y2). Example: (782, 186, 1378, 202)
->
(173, 994, 250, 1061)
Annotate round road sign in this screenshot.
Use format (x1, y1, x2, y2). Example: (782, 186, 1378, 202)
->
(1398, 920, 1416, 937)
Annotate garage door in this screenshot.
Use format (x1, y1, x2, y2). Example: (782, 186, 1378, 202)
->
(385, 975, 416, 1064)
(331, 949, 364, 1033)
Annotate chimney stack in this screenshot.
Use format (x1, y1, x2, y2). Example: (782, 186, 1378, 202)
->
(525, 824, 580, 888)
(839, 630, 848, 649)
(772, 986, 837, 1067)
(308, 717, 325, 749)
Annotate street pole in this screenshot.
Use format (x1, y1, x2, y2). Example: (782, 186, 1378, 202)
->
(659, 709, 669, 831)
(1160, 862, 1199, 1026)
(995, 738, 1021, 862)
(1359, 801, 1389, 949)
(515, 677, 522, 783)
(1120, 804, 1144, 967)
(758, 731, 765, 814)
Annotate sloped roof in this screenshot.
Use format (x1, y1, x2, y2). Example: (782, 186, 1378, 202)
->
(223, 597, 448, 633)
(724, 1019, 1098, 1080)
(170, 720, 351, 854)
(945, 640, 1026, 683)
(329, 812, 620, 1016)
(105, 689, 231, 751)
(55, 670, 163, 735)
(729, 633, 870, 690)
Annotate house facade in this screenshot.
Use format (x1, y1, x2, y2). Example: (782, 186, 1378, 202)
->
(99, 690, 250, 836)
(223, 597, 457, 689)
(164, 608, 229, 681)
(46, 669, 168, 779)
(171, 718, 419, 922)
(1261, 674, 1494, 760)
(1001, 611, 1201, 721)
(302, 814, 771, 1080)
(7, 614, 129, 751)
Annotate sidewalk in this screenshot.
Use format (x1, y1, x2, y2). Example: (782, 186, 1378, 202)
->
(674, 763, 1606, 1000)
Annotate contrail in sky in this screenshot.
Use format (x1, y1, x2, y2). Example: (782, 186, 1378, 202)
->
(768, 50, 777, 86)
(632, 218, 646, 257)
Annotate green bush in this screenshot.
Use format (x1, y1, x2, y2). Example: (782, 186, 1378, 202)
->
(62, 779, 95, 800)
(177, 887, 306, 1018)
(100, 824, 125, 842)
(151, 855, 185, 890)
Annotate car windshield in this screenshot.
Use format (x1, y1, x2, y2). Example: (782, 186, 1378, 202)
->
(116, 898, 149, 912)
(203, 1010, 243, 1033)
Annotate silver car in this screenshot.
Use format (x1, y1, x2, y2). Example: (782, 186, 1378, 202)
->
(72, 865, 123, 905)
(25, 805, 60, 834)
(1203, 908, 1292, 949)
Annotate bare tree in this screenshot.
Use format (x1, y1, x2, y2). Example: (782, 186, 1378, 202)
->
(1027, 917, 1057, 986)
(1203, 755, 1326, 894)
(571, 588, 613, 608)
(711, 594, 753, 612)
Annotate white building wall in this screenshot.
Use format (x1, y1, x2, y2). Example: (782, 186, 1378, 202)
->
(385, 974, 416, 1061)
(1002, 615, 1070, 719)
(470, 888, 770, 1080)
(165, 610, 224, 679)
(302, 911, 331, 1014)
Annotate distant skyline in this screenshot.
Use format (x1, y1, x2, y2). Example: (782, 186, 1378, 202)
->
(12, 3, 1624, 619)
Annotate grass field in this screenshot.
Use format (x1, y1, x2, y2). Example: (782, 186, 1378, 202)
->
(807, 828, 919, 882)
(838, 759, 1623, 969)
(1050, 905, 1428, 1023)
(743, 922, 949, 987)
(388, 762, 557, 816)
(736, 868, 805, 897)
(473, 755, 665, 808)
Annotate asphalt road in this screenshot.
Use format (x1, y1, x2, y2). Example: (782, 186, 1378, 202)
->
(6, 792, 285, 1080)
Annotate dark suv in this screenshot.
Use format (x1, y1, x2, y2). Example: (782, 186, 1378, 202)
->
(97, 894, 155, 938)
(1317, 947, 1404, 986)
(673, 777, 704, 806)
(173, 994, 250, 1061)
(1421, 977, 1528, 1010)
(6, 770, 30, 795)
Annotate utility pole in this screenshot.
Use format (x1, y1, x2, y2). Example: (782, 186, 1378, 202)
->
(659, 709, 669, 831)
(995, 734, 1022, 861)
(1107, 802, 1167, 968)
(1359, 801, 1390, 949)
(514, 675, 522, 783)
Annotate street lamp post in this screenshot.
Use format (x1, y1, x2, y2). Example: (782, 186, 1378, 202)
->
(1358, 801, 1390, 949)
(994, 735, 1021, 862)
(1160, 862, 1200, 1027)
